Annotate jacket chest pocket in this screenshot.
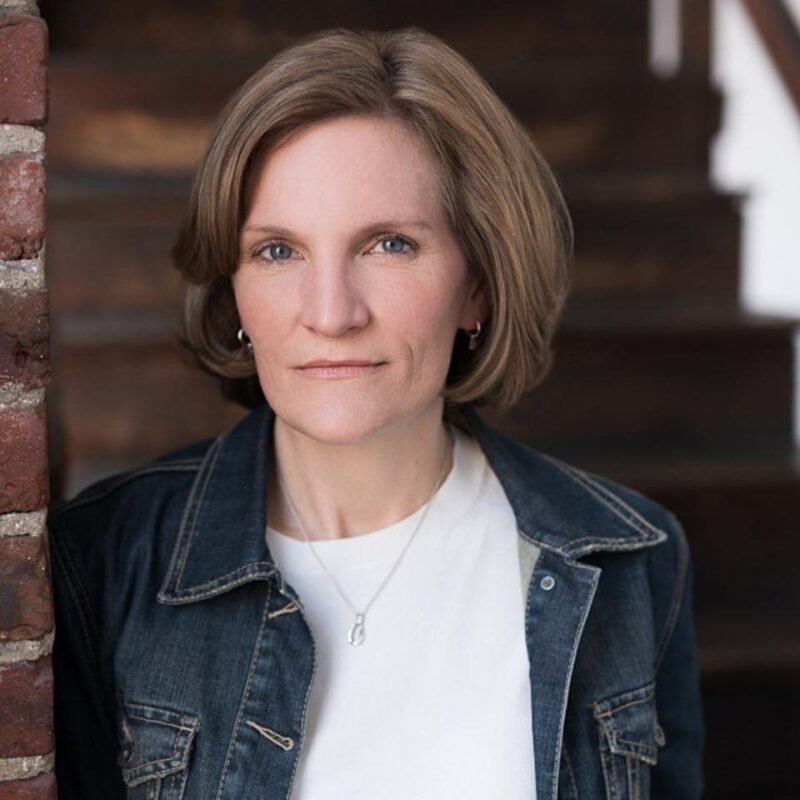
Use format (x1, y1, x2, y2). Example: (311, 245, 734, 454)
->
(592, 681, 665, 800)
(117, 702, 200, 800)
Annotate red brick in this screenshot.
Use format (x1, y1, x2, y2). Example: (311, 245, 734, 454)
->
(0, 405, 48, 512)
(0, 155, 45, 259)
(0, 656, 53, 757)
(0, 772, 57, 800)
(0, 15, 47, 125)
(0, 290, 48, 388)
(0, 534, 52, 640)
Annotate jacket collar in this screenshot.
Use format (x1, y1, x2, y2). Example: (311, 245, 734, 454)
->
(158, 402, 667, 604)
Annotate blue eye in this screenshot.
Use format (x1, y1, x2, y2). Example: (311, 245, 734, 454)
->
(377, 236, 413, 255)
(251, 234, 415, 264)
(258, 242, 293, 262)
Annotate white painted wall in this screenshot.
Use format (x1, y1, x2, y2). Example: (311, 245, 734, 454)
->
(710, 0, 800, 315)
(706, 0, 800, 444)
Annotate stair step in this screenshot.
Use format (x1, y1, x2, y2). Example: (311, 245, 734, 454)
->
(539, 431, 800, 493)
(483, 300, 797, 451)
(46, 52, 718, 176)
(697, 613, 800, 676)
(563, 177, 741, 303)
(46, 3, 650, 66)
(48, 339, 247, 500)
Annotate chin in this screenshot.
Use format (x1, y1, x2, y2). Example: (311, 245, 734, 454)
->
(270, 394, 400, 446)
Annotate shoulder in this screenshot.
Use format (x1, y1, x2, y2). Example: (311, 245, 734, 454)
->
(465, 407, 678, 555)
(543, 451, 679, 538)
(49, 436, 212, 528)
(549, 455, 692, 650)
(47, 436, 215, 600)
(541, 451, 689, 579)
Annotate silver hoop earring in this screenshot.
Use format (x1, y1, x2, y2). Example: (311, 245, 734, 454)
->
(237, 327, 253, 353)
(468, 320, 482, 351)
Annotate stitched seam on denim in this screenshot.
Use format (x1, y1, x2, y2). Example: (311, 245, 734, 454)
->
(122, 706, 199, 783)
(628, 756, 640, 800)
(597, 704, 658, 763)
(616, 735, 657, 757)
(525, 535, 563, 556)
(610, 738, 623, 800)
(561, 746, 580, 798)
(594, 690, 655, 719)
(565, 470, 660, 538)
(127, 760, 188, 786)
(549, 560, 600, 800)
(127, 713, 196, 734)
(161, 566, 275, 603)
(215, 584, 274, 800)
(158, 453, 216, 601)
(653, 515, 689, 675)
(174, 435, 225, 589)
(53, 462, 203, 514)
(162, 436, 223, 594)
(598, 726, 619, 800)
(569, 469, 664, 538)
(564, 536, 650, 554)
(285, 601, 318, 800)
(122, 725, 184, 775)
(173, 763, 191, 800)
(539, 453, 664, 538)
(51, 527, 100, 660)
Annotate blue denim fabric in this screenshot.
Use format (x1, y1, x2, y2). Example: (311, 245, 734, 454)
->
(48, 401, 705, 799)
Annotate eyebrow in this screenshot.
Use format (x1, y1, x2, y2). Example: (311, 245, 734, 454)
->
(241, 220, 433, 239)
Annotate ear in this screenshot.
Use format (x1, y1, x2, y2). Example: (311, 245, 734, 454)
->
(459, 275, 489, 330)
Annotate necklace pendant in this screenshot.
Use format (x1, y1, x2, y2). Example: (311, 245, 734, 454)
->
(348, 613, 366, 646)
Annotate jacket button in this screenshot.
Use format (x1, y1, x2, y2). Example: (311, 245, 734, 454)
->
(654, 722, 666, 746)
(539, 575, 556, 591)
(119, 740, 134, 764)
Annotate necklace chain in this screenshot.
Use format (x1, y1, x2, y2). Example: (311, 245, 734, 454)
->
(275, 439, 452, 647)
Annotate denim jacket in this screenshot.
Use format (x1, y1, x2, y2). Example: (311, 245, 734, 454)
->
(48, 401, 705, 799)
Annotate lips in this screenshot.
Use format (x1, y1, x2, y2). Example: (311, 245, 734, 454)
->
(299, 359, 382, 368)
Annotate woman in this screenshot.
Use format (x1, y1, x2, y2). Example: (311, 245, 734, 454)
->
(49, 26, 705, 799)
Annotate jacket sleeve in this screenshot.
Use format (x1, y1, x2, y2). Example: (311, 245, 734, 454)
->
(48, 511, 127, 799)
(650, 511, 706, 799)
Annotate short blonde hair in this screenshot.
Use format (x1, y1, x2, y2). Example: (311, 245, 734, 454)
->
(172, 26, 573, 427)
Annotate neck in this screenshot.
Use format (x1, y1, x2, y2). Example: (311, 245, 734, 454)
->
(266, 404, 453, 541)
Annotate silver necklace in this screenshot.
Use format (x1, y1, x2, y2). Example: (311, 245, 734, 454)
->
(275, 445, 451, 647)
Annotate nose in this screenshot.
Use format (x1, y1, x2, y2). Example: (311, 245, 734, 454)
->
(299, 257, 370, 337)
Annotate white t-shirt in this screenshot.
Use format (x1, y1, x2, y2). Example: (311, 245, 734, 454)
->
(266, 424, 536, 799)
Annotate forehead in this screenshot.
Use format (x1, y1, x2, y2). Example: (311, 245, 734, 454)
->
(242, 115, 445, 228)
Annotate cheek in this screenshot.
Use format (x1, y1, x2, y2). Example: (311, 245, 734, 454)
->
(233, 274, 279, 332)
(395, 289, 462, 364)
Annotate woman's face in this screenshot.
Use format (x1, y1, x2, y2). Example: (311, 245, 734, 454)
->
(232, 114, 486, 444)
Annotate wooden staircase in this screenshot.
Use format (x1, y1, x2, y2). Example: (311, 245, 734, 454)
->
(41, 1, 800, 796)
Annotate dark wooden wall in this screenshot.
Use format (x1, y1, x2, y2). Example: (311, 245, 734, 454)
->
(40, 2, 800, 796)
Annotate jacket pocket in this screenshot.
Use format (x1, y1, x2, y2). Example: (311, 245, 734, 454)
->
(592, 681, 664, 800)
(117, 701, 200, 800)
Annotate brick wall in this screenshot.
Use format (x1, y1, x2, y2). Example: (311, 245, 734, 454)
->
(0, 0, 55, 796)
